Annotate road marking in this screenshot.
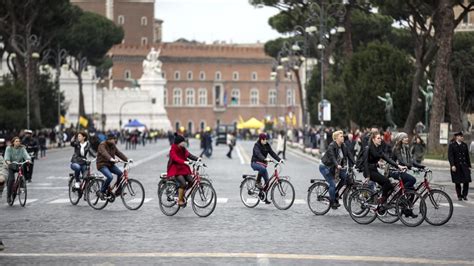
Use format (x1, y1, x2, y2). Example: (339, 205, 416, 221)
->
(217, 198, 228, 203)
(235, 144, 246, 165)
(128, 198, 153, 203)
(245, 198, 258, 204)
(48, 198, 70, 204)
(462, 200, 474, 205)
(28, 187, 65, 190)
(0, 252, 472, 265)
(289, 199, 306, 205)
(132, 149, 168, 168)
(444, 203, 464, 208)
(287, 148, 320, 164)
(29, 183, 54, 186)
(26, 199, 38, 204)
(46, 176, 69, 180)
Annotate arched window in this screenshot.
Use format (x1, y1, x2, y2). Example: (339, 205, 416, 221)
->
(141, 16, 148, 26)
(215, 71, 221, 81)
(268, 89, 277, 106)
(286, 88, 294, 106)
(163, 88, 167, 106)
(231, 88, 240, 106)
(232, 71, 239, 81)
(250, 89, 259, 106)
(188, 121, 194, 134)
(174, 71, 180, 80)
(200, 121, 206, 131)
(141, 37, 148, 45)
(185, 88, 195, 106)
(173, 88, 182, 106)
(251, 72, 258, 81)
(198, 88, 207, 106)
(124, 69, 131, 80)
(118, 15, 125, 25)
(187, 71, 193, 80)
(175, 121, 180, 131)
(199, 71, 205, 80)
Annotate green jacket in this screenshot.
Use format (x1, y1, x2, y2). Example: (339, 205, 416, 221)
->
(4, 145, 31, 163)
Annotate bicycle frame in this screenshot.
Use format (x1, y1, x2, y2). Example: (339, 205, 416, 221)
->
(110, 162, 130, 193)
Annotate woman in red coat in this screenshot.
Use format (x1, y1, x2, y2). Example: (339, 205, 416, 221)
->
(167, 133, 200, 206)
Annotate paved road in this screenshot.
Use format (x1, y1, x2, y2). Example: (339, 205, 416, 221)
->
(0, 139, 473, 265)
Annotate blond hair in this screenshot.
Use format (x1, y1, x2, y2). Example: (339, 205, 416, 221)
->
(332, 130, 344, 141)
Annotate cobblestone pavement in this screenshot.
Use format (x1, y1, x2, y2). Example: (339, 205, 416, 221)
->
(0, 139, 473, 265)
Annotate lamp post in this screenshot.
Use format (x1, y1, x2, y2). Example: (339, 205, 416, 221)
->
(9, 34, 40, 129)
(41, 46, 68, 127)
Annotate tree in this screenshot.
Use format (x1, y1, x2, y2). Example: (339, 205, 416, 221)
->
(343, 42, 413, 128)
(61, 11, 124, 119)
(452, 31, 474, 114)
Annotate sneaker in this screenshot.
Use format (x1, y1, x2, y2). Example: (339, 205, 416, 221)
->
(255, 183, 263, 189)
(0, 240, 4, 251)
(458, 197, 463, 201)
(463, 196, 468, 201)
(404, 209, 418, 219)
(74, 182, 80, 189)
(264, 199, 271, 204)
(97, 191, 105, 200)
(331, 201, 341, 209)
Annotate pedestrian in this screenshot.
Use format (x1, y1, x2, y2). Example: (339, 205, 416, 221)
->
(0, 152, 7, 199)
(38, 133, 47, 158)
(448, 131, 472, 201)
(411, 135, 426, 164)
(276, 130, 286, 160)
(226, 132, 236, 159)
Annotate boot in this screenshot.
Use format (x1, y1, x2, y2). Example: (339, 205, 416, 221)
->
(255, 176, 263, 189)
(178, 188, 185, 206)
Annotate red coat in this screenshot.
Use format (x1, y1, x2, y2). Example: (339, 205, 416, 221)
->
(167, 144, 192, 177)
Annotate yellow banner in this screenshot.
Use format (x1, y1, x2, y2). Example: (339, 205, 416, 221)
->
(79, 116, 88, 128)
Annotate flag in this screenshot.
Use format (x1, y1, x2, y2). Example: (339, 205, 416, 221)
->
(60, 115, 66, 125)
(79, 116, 88, 128)
(292, 115, 297, 126)
(273, 118, 278, 126)
(285, 115, 291, 125)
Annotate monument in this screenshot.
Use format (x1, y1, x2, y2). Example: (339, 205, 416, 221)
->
(377, 92, 397, 130)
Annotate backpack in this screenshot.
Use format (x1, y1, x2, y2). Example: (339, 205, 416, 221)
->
(355, 145, 369, 173)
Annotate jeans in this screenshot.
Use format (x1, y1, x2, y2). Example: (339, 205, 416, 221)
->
(70, 163, 88, 182)
(388, 171, 416, 190)
(251, 162, 269, 185)
(319, 164, 347, 202)
(99, 165, 123, 193)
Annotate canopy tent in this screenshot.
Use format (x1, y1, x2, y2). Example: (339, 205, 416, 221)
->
(237, 117, 264, 129)
(123, 119, 147, 131)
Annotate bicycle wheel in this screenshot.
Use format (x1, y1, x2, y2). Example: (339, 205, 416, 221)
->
(307, 182, 331, 215)
(86, 179, 108, 210)
(121, 179, 145, 210)
(271, 179, 295, 210)
(422, 189, 453, 226)
(18, 176, 27, 207)
(240, 177, 260, 208)
(342, 185, 359, 213)
(396, 190, 426, 227)
(68, 177, 81, 205)
(348, 188, 377, 225)
(376, 203, 399, 224)
(192, 182, 217, 217)
(158, 181, 180, 216)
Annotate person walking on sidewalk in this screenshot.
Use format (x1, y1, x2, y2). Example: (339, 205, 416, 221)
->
(276, 130, 287, 160)
(448, 131, 472, 201)
(226, 132, 236, 159)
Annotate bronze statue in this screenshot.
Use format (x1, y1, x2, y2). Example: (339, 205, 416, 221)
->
(377, 92, 397, 130)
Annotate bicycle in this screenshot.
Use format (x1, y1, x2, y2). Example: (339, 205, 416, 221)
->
(413, 167, 453, 226)
(240, 160, 295, 210)
(158, 160, 217, 217)
(86, 161, 145, 210)
(68, 158, 99, 205)
(7, 161, 29, 207)
(307, 167, 364, 215)
(348, 168, 427, 227)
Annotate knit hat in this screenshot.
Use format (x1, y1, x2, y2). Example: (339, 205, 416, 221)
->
(107, 132, 117, 139)
(395, 132, 408, 142)
(174, 133, 185, 144)
(258, 133, 268, 140)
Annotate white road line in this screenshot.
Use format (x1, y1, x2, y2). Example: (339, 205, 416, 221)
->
(46, 176, 69, 180)
(235, 144, 246, 165)
(217, 198, 228, 203)
(48, 198, 70, 204)
(292, 199, 306, 205)
(462, 200, 474, 205)
(441, 203, 464, 208)
(245, 198, 258, 205)
(29, 183, 54, 186)
(132, 149, 168, 168)
(26, 199, 39, 204)
(28, 187, 65, 190)
(0, 252, 472, 265)
(128, 198, 153, 203)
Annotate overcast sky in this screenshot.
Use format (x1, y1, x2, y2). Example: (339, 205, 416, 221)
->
(155, 0, 284, 44)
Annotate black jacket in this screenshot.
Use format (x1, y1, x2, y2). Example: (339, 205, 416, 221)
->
(321, 141, 354, 172)
(392, 145, 424, 169)
(363, 143, 398, 178)
(251, 141, 280, 164)
(70, 140, 96, 165)
(448, 140, 472, 183)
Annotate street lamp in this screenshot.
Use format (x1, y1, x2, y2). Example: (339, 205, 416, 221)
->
(9, 34, 40, 129)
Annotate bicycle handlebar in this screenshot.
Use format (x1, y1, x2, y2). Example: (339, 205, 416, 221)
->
(10, 161, 30, 166)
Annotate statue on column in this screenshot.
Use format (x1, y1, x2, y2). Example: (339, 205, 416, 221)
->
(142, 47, 162, 78)
(377, 92, 397, 130)
(419, 80, 434, 129)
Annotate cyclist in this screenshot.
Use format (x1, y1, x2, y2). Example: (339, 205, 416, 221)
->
(167, 133, 201, 206)
(363, 132, 406, 205)
(96, 133, 132, 200)
(251, 133, 283, 200)
(391, 132, 424, 190)
(21, 130, 37, 182)
(70, 131, 96, 189)
(4, 137, 31, 205)
(320, 130, 355, 209)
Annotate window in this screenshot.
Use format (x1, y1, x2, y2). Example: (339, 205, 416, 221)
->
(199, 71, 205, 80)
(232, 71, 239, 81)
(268, 89, 277, 106)
(463, 13, 469, 24)
(175, 121, 180, 131)
(174, 71, 180, 80)
(188, 121, 194, 134)
(200, 121, 206, 131)
(215, 71, 221, 81)
(185, 88, 195, 106)
(141, 37, 148, 45)
(124, 70, 131, 80)
(164, 88, 167, 106)
(250, 89, 259, 106)
(198, 88, 207, 106)
(162, 71, 166, 79)
(187, 71, 193, 80)
(118, 15, 125, 25)
(251, 72, 258, 81)
(173, 88, 182, 106)
(231, 89, 240, 106)
(141, 16, 148, 26)
(287, 88, 294, 106)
